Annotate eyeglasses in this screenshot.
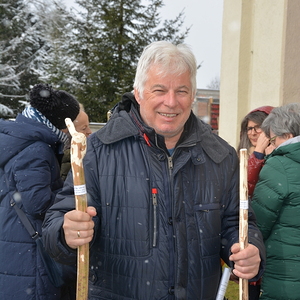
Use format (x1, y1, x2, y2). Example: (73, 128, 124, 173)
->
(269, 136, 277, 145)
(247, 125, 262, 133)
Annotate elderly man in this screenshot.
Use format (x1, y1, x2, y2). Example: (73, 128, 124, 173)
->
(43, 41, 265, 299)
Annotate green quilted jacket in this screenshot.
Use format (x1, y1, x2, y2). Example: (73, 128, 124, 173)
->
(252, 136, 300, 300)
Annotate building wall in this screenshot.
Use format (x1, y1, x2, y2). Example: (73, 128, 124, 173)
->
(219, 0, 300, 149)
(193, 89, 220, 134)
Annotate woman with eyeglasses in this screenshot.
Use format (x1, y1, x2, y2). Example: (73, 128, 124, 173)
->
(237, 106, 274, 199)
(235, 106, 273, 300)
(251, 103, 300, 300)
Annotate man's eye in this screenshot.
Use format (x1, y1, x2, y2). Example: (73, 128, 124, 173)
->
(176, 90, 189, 95)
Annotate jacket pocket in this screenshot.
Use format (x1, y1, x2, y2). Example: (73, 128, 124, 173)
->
(194, 202, 221, 257)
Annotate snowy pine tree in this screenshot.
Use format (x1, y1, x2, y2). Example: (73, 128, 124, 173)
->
(37, 2, 82, 94)
(0, 0, 48, 113)
(1, 0, 189, 121)
(0, 103, 14, 118)
(68, 0, 189, 122)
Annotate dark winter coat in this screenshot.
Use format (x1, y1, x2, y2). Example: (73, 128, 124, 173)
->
(248, 152, 265, 198)
(247, 106, 274, 198)
(0, 114, 71, 300)
(252, 137, 300, 300)
(43, 93, 265, 300)
(60, 148, 71, 181)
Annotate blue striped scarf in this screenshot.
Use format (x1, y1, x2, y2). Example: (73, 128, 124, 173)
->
(22, 106, 68, 144)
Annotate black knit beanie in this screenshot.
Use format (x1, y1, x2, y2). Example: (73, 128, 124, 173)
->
(29, 83, 80, 129)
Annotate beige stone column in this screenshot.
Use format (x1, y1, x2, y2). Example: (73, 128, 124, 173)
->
(219, 0, 300, 149)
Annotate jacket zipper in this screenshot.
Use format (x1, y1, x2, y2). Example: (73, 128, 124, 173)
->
(166, 155, 176, 298)
(167, 156, 173, 176)
(152, 188, 158, 247)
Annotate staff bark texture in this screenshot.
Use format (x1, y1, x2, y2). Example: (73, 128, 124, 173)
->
(65, 118, 89, 300)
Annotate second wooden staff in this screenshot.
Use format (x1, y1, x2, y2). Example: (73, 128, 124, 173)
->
(239, 149, 249, 300)
(65, 118, 89, 300)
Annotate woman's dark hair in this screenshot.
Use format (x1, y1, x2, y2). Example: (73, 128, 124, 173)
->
(237, 111, 269, 154)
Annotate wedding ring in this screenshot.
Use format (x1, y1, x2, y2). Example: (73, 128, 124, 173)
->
(77, 231, 81, 238)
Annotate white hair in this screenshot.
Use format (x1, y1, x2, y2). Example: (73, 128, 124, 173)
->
(133, 41, 197, 98)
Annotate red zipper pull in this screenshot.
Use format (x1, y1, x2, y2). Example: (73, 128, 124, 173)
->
(143, 133, 151, 146)
(152, 188, 157, 206)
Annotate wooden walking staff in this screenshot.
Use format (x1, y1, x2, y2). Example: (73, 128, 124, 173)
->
(65, 118, 89, 300)
(239, 149, 249, 300)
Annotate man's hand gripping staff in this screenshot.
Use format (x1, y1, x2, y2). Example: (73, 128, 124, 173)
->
(65, 118, 90, 300)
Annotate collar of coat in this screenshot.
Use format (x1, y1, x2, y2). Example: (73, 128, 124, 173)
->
(96, 92, 229, 164)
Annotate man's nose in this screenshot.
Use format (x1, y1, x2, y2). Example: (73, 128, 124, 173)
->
(164, 92, 177, 107)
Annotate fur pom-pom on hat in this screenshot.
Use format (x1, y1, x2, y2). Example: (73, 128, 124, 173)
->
(29, 83, 80, 129)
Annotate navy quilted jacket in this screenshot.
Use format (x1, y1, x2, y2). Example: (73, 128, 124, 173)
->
(43, 93, 265, 300)
(0, 114, 65, 299)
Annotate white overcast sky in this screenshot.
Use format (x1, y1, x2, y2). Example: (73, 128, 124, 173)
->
(63, 0, 224, 89)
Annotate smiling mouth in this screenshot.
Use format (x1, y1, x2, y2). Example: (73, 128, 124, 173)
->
(159, 113, 178, 117)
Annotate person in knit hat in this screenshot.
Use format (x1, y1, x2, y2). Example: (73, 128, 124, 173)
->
(0, 83, 80, 300)
(28, 83, 80, 130)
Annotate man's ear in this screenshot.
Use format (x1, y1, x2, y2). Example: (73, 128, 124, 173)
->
(134, 88, 141, 105)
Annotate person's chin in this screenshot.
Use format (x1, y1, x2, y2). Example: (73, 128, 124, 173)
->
(156, 126, 182, 138)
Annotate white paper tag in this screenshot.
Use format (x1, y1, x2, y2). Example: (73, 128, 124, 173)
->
(240, 200, 248, 209)
(74, 184, 87, 195)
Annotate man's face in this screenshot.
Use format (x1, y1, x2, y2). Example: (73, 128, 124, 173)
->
(134, 65, 194, 146)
